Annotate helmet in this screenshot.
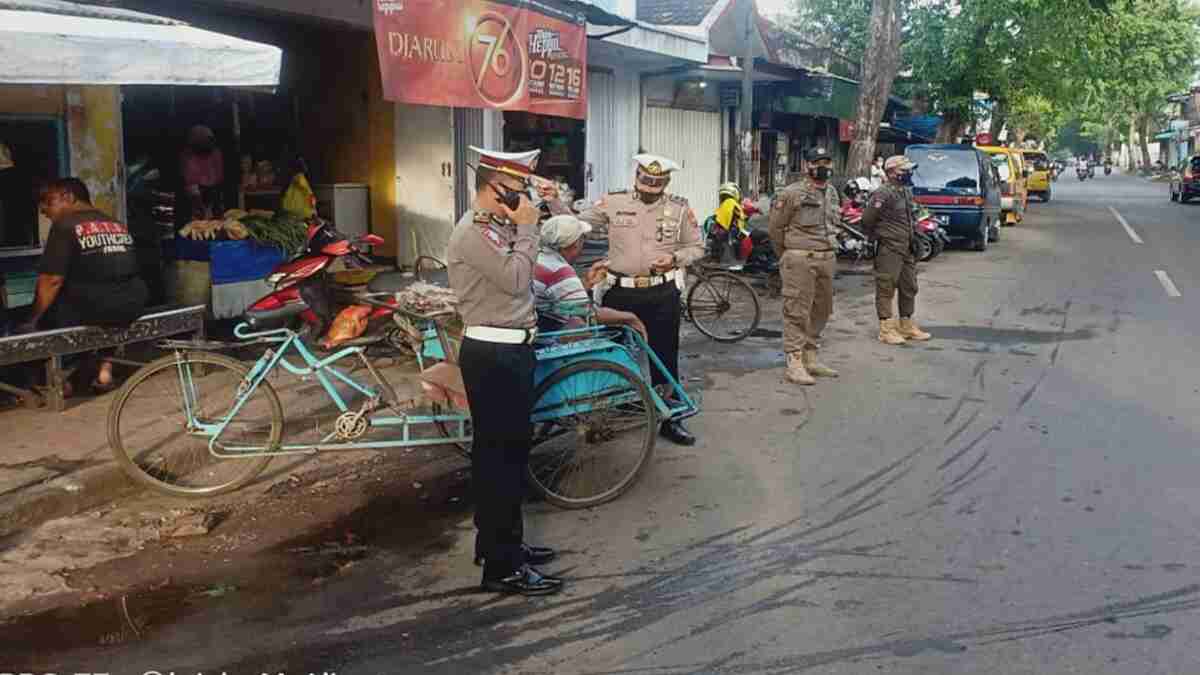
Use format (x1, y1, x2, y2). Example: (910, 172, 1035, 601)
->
(718, 182, 741, 202)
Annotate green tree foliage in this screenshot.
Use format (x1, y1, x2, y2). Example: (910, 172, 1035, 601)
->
(788, 0, 1197, 146)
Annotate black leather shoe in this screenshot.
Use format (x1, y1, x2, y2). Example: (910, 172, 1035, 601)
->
(475, 543, 558, 567)
(481, 565, 564, 596)
(523, 543, 557, 566)
(660, 420, 696, 446)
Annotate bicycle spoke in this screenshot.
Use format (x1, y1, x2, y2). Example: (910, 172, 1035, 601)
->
(528, 364, 655, 506)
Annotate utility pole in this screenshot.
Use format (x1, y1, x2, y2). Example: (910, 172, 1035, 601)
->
(737, 0, 755, 195)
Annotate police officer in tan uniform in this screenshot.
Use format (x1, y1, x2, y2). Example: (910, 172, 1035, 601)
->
(861, 155, 932, 345)
(575, 154, 704, 446)
(768, 147, 841, 385)
(447, 147, 562, 596)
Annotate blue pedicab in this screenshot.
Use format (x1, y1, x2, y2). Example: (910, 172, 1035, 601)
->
(106, 279, 698, 509)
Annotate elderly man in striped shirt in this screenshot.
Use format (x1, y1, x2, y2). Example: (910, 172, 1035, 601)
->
(535, 215, 646, 339)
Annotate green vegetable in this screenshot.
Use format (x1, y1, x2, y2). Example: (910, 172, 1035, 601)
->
(241, 213, 308, 255)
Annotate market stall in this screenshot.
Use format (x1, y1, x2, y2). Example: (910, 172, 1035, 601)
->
(0, 0, 283, 322)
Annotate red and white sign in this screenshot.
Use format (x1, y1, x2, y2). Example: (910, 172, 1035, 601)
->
(373, 0, 587, 119)
(975, 133, 994, 146)
(839, 120, 856, 142)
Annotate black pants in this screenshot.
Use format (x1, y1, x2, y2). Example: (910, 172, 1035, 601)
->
(604, 283, 681, 388)
(459, 337, 535, 580)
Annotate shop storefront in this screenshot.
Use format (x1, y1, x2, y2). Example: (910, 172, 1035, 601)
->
(0, 1, 281, 320)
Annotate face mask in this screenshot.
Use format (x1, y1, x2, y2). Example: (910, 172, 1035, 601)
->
(810, 166, 832, 182)
(897, 172, 914, 186)
(490, 183, 525, 211)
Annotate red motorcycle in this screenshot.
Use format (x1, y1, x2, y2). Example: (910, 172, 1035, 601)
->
(244, 220, 398, 345)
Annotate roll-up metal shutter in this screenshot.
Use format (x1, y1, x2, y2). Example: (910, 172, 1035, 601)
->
(643, 106, 722, 215)
(453, 107, 484, 222)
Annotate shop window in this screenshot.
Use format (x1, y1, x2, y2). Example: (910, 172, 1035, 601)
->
(0, 115, 67, 250)
(503, 111, 585, 201)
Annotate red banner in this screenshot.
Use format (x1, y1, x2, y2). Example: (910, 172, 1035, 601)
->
(373, 0, 587, 119)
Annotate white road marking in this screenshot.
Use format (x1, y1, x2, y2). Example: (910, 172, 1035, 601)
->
(1155, 270, 1182, 298)
(1109, 206, 1143, 244)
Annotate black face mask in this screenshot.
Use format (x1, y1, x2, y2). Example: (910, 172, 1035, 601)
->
(490, 183, 526, 211)
(896, 172, 914, 186)
(810, 167, 832, 182)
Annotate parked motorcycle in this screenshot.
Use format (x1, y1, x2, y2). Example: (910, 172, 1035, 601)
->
(1104, 163, 1113, 176)
(914, 208, 949, 262)
(837, 200, 877, 262)
(244, 219, 390, 346)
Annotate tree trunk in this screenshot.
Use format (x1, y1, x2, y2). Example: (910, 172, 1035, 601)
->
(988, 100, 1006, 140)
(1127, 114, 1137, 171)
(845, 0, 902, 177)
(1138, 114, 1153, 172)
(935, 111, 964, 143)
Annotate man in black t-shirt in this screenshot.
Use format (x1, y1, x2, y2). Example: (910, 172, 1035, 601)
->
(19, 178, 148, 391)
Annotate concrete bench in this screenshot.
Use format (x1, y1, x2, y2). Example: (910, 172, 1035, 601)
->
(0, 305, 206, 411)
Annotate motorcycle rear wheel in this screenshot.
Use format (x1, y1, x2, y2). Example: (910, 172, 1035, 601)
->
(914, 234, 934, 262)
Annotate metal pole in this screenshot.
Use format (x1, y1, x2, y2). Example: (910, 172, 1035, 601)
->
(737, 0, 755, 196)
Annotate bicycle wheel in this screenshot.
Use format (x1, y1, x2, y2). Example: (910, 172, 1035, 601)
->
(526, 361, 657, 509)
(687, 271, 761, 343)
(108, 352, 281, 498)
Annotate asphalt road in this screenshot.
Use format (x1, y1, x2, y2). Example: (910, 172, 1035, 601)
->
(17, 173, 1200, 674)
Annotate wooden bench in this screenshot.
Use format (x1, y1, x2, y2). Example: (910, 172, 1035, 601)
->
(0, 305, 206, 411)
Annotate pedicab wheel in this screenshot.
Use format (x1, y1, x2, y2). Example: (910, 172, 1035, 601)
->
(526, 361, 658, 509)
(108, 352, 280, 498)
(687, 271, 761, 343)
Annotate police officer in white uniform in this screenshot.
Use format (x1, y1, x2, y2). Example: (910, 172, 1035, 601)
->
(574, 154, 705, 446)
(447, 147, 562, 596)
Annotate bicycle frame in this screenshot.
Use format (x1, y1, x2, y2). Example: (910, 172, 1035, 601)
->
(183, 321, 696, 461)
(193, 323, 471, 458)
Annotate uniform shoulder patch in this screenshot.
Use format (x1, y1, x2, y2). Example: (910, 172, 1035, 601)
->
(669, 194, 688, 205)
(479, 226, 504, 249)
(472, 211, 491, 224)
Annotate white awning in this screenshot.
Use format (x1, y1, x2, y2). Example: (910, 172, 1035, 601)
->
(0, 1, 282, 87)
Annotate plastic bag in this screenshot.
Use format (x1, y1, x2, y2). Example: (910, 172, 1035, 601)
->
(281, 172, 316, 218)
(321, 305, 371, 349)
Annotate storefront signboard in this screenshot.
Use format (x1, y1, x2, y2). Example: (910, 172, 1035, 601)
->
(373, 0, 587, 119)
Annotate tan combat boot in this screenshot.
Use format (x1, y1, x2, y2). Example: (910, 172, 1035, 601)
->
(878, 318, 907, 345)
(785, 351, 816, 385)
(898, 318, 932, 341)
(802, 348, 839, 378)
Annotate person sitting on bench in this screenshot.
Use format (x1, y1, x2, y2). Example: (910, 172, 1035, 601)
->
(17, 177, 148, 394)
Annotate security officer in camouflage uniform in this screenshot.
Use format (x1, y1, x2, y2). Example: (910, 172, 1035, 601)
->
(575, 153, 705, 446)
(768, 147, 841, 385)
(447, 146, 562, 596)
(861, 155, 932, 345)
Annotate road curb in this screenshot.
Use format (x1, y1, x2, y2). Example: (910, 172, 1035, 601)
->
(0, 462, 139, 539)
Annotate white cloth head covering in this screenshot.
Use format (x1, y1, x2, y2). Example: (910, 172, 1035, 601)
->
(540, 214, 592, 249)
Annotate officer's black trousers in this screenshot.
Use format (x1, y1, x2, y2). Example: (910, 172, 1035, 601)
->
(459, 337, 535, 580)
(603, 283, 681, 388)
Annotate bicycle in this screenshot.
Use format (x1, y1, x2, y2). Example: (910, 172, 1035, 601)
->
(107, 280, 698, 510)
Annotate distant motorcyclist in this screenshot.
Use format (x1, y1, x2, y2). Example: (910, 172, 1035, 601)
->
(707, 182, 751, 261)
